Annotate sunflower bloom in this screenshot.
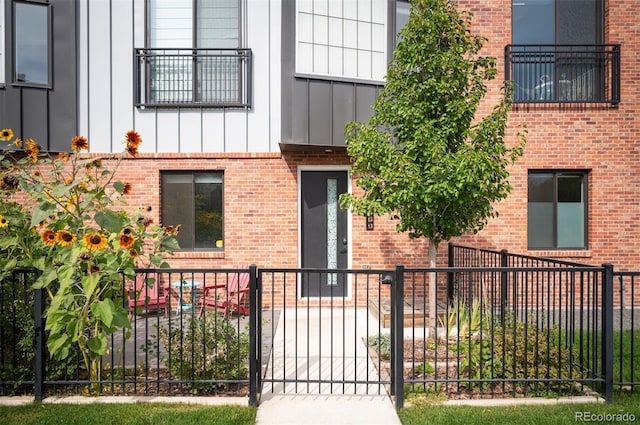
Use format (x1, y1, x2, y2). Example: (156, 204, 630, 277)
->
(129, 248, 139, 258)
(71, 135, 89, 151)
(0, 129, 13, 142)
(122, 182, 132, 195)
(126, 144, 139, 157)
(14, 138, 23, 148)
(119, 232, 135, 249)
(84, 233, 108, 250)
(125, 130, 142, 147)
(56, 230, 77, 247)
(58, 152, 70, 162)
(41, 229, 57, 246)
(24, 139, 40, 162)
(0, 215, 8, 228)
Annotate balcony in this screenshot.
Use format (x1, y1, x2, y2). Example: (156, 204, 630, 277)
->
(505, 44, 620, 105)
(134, 48, 252, 108)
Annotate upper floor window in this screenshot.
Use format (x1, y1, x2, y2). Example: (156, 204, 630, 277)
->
(161, 172, 224, 251)
(14, 0, 50, 86)
(137, 0, 250, 107)
(509, 0, 615, 104)
(295, 0, 387, 81)
(528, 170, 588, 250)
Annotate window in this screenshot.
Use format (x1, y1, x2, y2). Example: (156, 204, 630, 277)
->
(14, 1, 50, 86)
(511, 0, 605, 102)
(528, 171, 587, 250)
(295, 0, 387, 81)
(162, 172, 224, 251)
(145, 0, 245, 105)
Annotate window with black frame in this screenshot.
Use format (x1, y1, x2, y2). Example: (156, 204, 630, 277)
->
(527, 171, 588, 250)
(510, 0, 604, 103)
(146, 0, 241, 104)
(14, 1, 50, 86)
(162, 172, 224, 251)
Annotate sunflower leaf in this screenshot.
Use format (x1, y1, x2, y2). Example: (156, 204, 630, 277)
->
(94, 210, 123, 233)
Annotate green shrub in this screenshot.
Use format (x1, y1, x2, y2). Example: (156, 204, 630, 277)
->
(158, 313, 249, 392)
(367, 333, 391, 360)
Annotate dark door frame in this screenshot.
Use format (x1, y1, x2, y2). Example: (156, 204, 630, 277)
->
(298, 166, 352, 298)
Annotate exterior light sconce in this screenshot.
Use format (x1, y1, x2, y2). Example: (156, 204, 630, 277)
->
(366, 214, 374, 231)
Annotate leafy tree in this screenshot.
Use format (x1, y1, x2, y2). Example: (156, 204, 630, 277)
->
(340, 0, 525, 330)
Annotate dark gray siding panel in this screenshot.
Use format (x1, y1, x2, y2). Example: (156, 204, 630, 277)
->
(355, 85, 379, 123)
(21, 89, 48, 145)
(291, 78, 309, 143)
(0, 0, 76, 152)
(331, 83, 355, 147)
(308, 80, 331, 145)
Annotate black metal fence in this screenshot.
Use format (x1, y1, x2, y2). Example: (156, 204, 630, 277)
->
(1, 254, 638, 408)
(505, 44, 620, 105)
(0, 267, 257, 400)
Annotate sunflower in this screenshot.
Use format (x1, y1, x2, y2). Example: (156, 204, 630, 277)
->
(122, 182, 132, 195)
(71, 135, 89, 151)
(119, 232, 135, 249)
(41, 229, 57, 246)
(83, 233, 108, 250)
(125, 130, 142, 147)
(24, 139, 40, 162)
(56, 230, 77, 247)
(14, 138, 22, 148)
(58, 152, 70, 162)
(0, 128, 13, 142)
(0, 215, 8, 228)
(129, 248, 139, 258)
(126, 144, 139, 157)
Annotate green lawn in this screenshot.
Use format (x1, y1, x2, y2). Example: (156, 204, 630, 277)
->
(0, 403, 256, 425)
(399, 394, 640, 425)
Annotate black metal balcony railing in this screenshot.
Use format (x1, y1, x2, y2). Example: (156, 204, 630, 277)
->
(505, 44, 620, 105)
(134, 48, 252, 108)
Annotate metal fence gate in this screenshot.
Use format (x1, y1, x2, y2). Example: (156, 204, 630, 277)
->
(253, 268, 401, 404)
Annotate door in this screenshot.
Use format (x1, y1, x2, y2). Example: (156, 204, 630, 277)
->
(301, 171, 348, 297)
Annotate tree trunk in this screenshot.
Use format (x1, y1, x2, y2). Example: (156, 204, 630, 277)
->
(428, 240, 438, 339)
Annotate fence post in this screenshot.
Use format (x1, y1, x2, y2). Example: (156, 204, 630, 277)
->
(248, 265, 259, 407)
(34, 285, 45, 402)
(500, 250, 508, 326)
(393, 264, 405, 409)
(602, 263, 614, 402)
(447, 244, 454, 305)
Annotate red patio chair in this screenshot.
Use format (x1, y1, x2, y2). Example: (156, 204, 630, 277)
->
(126, 273, 169, 316)
(198, 267, 250, 317)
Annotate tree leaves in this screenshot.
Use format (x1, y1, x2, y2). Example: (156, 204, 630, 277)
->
(343, 0, 525, 249)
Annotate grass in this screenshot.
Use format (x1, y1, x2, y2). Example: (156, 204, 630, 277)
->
(0, 403, 256, 425)
(399, 393, 640, 425)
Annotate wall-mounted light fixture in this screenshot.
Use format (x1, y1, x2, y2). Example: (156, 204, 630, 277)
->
(366, 214, 374, 231)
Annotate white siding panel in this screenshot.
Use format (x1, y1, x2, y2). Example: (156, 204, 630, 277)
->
(133, 109, 159, 153)
(155, 110, 180, 152)
(247, 0, 272, 152)
(133, 0, 145, 48)
(111, 0, 134, 146)
(201, 111, 225, 153)
(77, 0, 89, 138)
(178, 111, 203, 152)
(88, 0, 112, 152)
(269, 0, 282, 152)
(224, 111, 248, 152)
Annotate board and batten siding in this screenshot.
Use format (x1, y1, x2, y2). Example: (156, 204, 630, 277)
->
(77, 0, 281, 154)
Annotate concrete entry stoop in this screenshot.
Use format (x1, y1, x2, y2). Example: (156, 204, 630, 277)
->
(255, 308, 401, 425)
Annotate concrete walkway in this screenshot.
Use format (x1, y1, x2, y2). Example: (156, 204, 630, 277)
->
(255, 308, 401, 425)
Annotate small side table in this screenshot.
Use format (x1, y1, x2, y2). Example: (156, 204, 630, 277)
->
(171, 280, 202, 314)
